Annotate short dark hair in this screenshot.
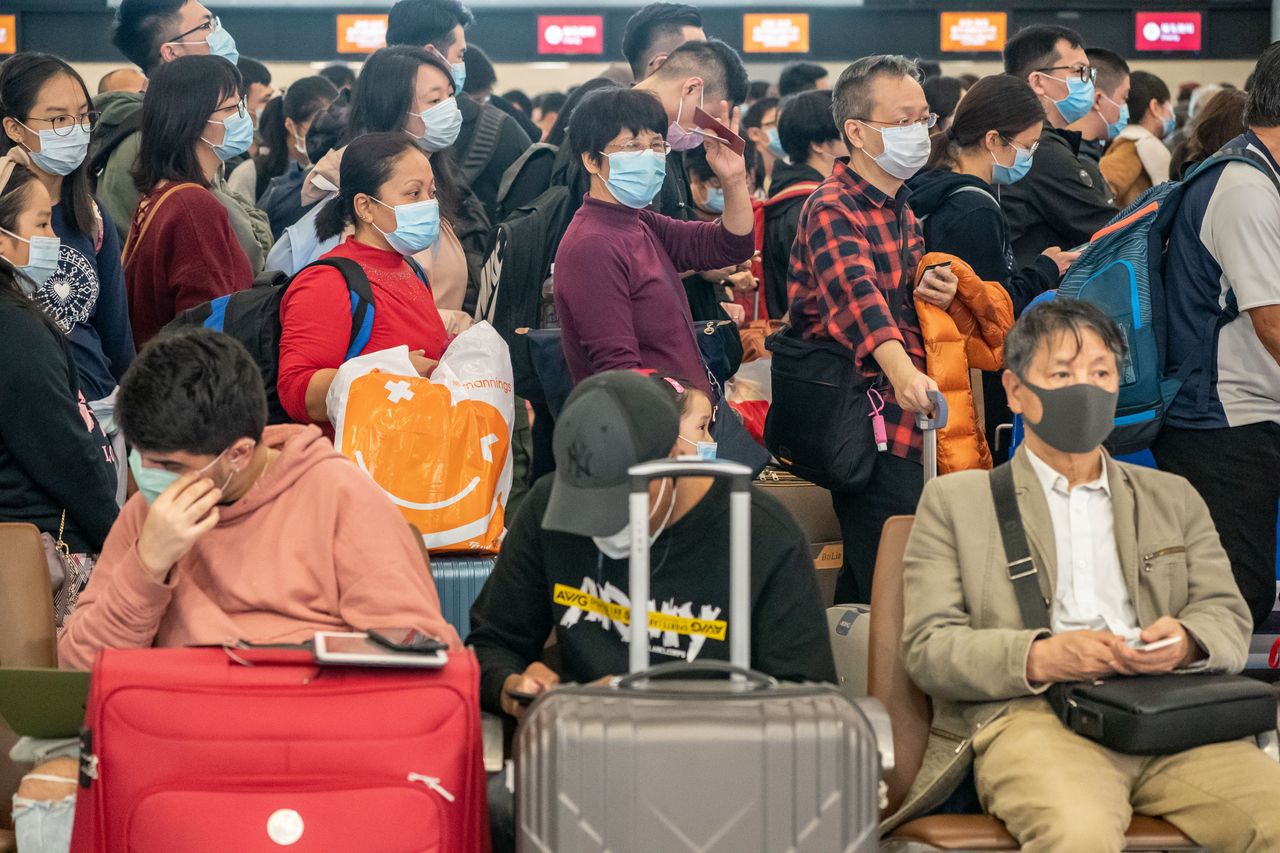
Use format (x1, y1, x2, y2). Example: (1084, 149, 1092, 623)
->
(348, 45, 453, 138)
(386, 0, 474, 49)
(683, 144, 714, 182)
(0, 53, 98, 238)
(621, 2, 703, 81)
(567, 87, 667, 169)
(237, 56, 271, 89)
(133, 55, 243, 192)
(922, 75, 964, 124)
(315, 132, 427, 241)
(118, 328, 268, 455)
(957, 73, 980, 89)
(532, 90, 567, 117)
(1126, 70, 1171, 123)
(462, 44, 496, 95)
(318, 63, 356, 92)
(778, 90, 839, 165)
(503, 89, 533, 114)
(742, 95, 779, 132)
(778, 62, 828, 97)
(747, 80, 770, 103)
(1085, 48, 1130, 98)
(546, 77, 620, 147)
(918, 60, 943, 81)
(653, 39, 750, 107)
(255, 75, 338, 185)
(926, 74, 1044, 171)
(305, 89, 351, 164)
(831, 55, 920, 132)
(1003, 25, 1084, 82)
(1004, 299, 1127, 379)
(1245, 42, 1280, 127)
(0, 164, 54, 314)
(112, 0, 186, 75)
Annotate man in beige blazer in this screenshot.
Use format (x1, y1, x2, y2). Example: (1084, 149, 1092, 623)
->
(891, 299, 1280, 851)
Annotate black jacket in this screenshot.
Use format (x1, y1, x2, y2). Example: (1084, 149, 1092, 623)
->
(907, 169, 1060, 316)
(467, 475, 837, 713)
(999, 127, 1116, 268)
(762, 161, 824, 319)
(0, 296, 118, 553)
(455, 95, 532, 224)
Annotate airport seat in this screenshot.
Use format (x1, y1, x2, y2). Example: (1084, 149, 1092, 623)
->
(0, 523, 59, 847)
(869, 516, 1201, 851)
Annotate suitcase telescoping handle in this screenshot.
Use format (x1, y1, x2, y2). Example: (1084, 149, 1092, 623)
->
(627, 460, 753, 674)
(914, 390, 949, 483)
(616, 660, 777, 690)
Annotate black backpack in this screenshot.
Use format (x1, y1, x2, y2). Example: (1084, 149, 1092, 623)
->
(166, 257, 377, 424)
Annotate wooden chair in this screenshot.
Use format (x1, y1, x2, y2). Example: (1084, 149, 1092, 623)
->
(869, 516, 1200, 851)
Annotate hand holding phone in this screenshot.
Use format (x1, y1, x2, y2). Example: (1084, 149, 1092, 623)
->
(1133, 635, 1182, 653)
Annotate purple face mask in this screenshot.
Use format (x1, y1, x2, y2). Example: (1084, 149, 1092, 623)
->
(667, 87, 705, 152)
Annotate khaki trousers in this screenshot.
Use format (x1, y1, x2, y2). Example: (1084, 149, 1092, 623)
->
(973, 698, 1280, 853)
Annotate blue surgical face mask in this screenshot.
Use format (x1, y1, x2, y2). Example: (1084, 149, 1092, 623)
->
(371, 197, 441, 255)
(702, 185, 725, 214)
(766, 126, 787, 160)
(19, 121, 90, 177)
(991, 142, 1034, 186)
(129, 447, 233, 506)
(679, 434, 718, 460)
(0, 227, 61, 293)
(1160, 106, 1176, 138)
(1042, 73, 1096, 125)
(451, 62, 467, 93)
(601, 149, 667, 209)
(207, 23, 240, 64)
(203, 110, 254, 161)
(407, 98, 463, 152)
(1101, 95, 1129, 140)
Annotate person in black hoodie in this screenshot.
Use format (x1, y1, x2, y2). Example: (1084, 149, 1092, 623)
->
(0, 156, 117, 623)
(907, 74, 1078, 452)
(761, 90, 844, 319)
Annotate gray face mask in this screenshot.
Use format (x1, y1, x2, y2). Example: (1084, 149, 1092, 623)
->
(1022, 381, 1118, 454)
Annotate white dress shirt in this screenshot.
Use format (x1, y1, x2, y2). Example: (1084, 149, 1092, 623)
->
(1025, 448, 1141, 643)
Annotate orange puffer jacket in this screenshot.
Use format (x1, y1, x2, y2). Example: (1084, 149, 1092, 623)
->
(914, 252, 1014, 474)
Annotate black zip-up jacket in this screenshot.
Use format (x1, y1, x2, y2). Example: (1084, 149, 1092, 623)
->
(763, 161, 824, 319)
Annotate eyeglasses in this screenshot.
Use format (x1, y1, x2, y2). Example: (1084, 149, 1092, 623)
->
(208, 99, 248, 123)
(1036, 65, 1097, 85)
(1002, 136, 1040, 156)
(603, 140, 673, 156)
(854, 113, 939, 130)
(167, 14, 221, 46)
(23, 111, 100, 137)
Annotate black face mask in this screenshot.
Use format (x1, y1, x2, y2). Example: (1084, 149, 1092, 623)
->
(1022, 381, 1118, 454)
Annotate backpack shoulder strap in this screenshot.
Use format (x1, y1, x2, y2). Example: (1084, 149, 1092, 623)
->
(497, 142, 556, 206)
(948, 184, 1000, 206)
(1187, 147, 1280, 195)
(89, 110, 143, 179)
(989, 462, 1051, 630)
(461, 104, 507, 186)
(765, 181, 823, 207)
(298, 256, 376, 360)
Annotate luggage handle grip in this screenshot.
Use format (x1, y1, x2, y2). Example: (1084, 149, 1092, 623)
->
(628, 459, 753, 493)
(914, 390, 948, 431)
(616, 660, 776, 690)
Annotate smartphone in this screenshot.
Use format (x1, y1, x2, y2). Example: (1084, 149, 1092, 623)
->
(505, 689, 539, 706)
(1134, 635, 1183, 653)
(922, 261, 952, 275)
(367, 627, 448, 654)
(691, 107, 746, 157)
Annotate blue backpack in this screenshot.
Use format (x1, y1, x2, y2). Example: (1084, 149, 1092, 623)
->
(1055, 147, 1280, 454)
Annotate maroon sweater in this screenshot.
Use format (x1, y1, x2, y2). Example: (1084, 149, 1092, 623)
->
(123, 182, 253, 346)
(553, 195, 755, 393)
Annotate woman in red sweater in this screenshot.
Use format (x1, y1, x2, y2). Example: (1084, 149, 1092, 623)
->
(277, 132, 449, 429)
(122, 56, 253, 346)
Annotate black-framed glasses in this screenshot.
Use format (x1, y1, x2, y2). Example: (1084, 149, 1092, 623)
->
(167, 14, 220, 45)
(854, 113, 939, 130)
(208, 99, 248, 123)
(1036, 65, 1096, 84)
(23, 111, 100, 137)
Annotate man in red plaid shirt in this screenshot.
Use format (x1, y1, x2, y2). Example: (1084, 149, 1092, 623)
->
(788, 55, 959, 603)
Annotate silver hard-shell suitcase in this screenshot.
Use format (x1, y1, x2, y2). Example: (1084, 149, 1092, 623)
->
(516, 459, 891, 853)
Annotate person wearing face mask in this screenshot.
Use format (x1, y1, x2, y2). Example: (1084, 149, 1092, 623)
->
(741, 95, 780, 196)
(999, 26, 1118, 269)
(553, 87, 755, 400)
(785, 55, 957, 605)
(0, 157, 118, 633)
(887, 299, 1280, 851)
(93, 1, 272, 270)
(1101, 71, 1176, 208)
(1067, 48, 1131, 168)
(121, 56, 253, 347)
(0, 53, 136, 504)
(268, 47, 482, 335)
(276, 132, 450, 436)
(227, 76, 336, 204)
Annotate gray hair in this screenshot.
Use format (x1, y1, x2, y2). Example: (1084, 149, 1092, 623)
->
(1246, 42, 1280, 128)
(831, 55, 921, 131)
(1004, 300, 1127, 378)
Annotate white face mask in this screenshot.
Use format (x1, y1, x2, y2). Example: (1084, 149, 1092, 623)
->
(857, 120, 932, 180)
(593, 479, 675, 560)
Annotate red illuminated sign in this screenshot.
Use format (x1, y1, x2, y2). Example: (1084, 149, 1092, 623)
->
(1135, 13, 1202, 52)
(538, 16, 604, 55)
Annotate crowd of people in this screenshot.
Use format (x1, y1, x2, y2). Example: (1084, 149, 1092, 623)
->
(3, 0, 1280, 850)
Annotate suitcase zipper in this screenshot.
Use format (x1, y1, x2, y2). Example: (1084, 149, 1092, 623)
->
(407, 772, 456, 802)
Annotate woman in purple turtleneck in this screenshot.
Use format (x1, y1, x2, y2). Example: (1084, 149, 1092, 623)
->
(552, 87, 755, 395)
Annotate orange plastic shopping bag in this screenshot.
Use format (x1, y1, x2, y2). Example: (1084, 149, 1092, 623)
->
(332, 323, 515, 553)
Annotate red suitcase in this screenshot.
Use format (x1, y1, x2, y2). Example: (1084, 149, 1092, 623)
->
(69, 646, 489, 852)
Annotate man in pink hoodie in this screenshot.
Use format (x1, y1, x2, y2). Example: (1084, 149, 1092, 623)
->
(59, 327, 460, 669)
